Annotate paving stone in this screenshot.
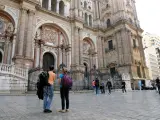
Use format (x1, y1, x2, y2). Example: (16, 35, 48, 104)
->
(0, 91, 160, 120)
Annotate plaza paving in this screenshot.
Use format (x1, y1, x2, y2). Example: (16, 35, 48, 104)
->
(0, 91, 160, 120)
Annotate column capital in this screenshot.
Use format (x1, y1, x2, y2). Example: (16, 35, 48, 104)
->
(28, 10, 35, 16)
(20, 8, 28, 13)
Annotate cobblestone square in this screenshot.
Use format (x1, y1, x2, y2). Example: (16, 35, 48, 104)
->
(0, 91, 160, 120)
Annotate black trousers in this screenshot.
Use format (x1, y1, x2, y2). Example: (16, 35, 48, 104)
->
(122, 87, 126, 93)
(108, 87, 111, 94)
(60, 87, 69, 110)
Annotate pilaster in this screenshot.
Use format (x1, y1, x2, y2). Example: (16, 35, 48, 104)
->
(25, 10, 35, 59)
(16, 8, 27, 57)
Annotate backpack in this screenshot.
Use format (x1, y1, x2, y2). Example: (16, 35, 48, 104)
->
(36, 71, 49, 100)
(62, 74, 72, 88)
(39, 71, 49, 86)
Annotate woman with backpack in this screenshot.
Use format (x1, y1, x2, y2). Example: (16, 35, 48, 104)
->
(58, 68, 72, 113)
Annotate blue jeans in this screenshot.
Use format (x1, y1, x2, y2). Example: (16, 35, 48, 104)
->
(43, 85, 54, 110)
(95, 86, 99, 94)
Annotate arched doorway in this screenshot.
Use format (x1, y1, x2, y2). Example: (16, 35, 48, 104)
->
(43, 52, 55, 71)
(34, 23, 70, 69)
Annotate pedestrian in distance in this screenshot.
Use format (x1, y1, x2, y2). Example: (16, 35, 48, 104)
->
(92, 80, 95, 93)
(95, 78, 100, 95)
(100, 82, 105, 94)
(58, 68, 72, 113)
(106, 81, 112, 94)
(156, 77, 160, 94)
(43, 65, 56, 113)
(121, 81, 127, 93)
(156, 77, 160, 93)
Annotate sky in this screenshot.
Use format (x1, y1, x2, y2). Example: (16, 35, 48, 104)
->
(135, 0, 160, 36)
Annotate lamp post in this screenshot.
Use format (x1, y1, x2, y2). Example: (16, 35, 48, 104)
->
(58, 43, 66, 69)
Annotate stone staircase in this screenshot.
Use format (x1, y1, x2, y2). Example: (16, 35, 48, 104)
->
(0, 63, 28, 94)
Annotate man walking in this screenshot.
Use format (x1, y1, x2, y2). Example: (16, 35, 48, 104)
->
(95, 78, 100, 95)
(122, 81, 127, 93)
(106, 81, 112, 94)
(43, 65, 56, 113)
(156, 77, 160, 94)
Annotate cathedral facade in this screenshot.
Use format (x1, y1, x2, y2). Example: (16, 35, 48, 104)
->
(0, 0, 149, 89)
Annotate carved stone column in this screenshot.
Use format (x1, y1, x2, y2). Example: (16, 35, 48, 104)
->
(74, 27, 80, 65)
(17, 8, 27, 56)
(3, 37, 10, 64)
(48, 0, 51, 10)
(97, 36, 103, 68)
(79, 29, 83, 65)
(56, 0, 59, 14)
(25, 10, 35, 59)
(11, 35, 16, 64)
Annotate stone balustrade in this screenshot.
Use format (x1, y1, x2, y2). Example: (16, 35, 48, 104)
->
(0, 63, 28, 79)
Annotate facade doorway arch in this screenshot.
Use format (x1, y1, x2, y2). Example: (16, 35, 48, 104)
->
(43, 52, 55, 71)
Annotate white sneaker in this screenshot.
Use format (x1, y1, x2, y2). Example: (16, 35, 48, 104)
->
(58, 109, 66, 113)
(66, 109, 69, 112)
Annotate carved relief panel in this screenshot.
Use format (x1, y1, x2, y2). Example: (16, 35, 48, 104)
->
(36, 25, 65, 46)
(41, 25, 58, 44)
(0, 16, 14, 36)
(83, 40, 91, 54)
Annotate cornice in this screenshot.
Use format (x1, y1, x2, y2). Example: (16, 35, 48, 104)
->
(36, 5, 70, 22)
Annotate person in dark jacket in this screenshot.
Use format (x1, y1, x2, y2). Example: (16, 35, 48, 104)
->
(43, 65, 56, 113)
(156, 77, 160, 94)
(95, 78, 99, 95)
(106, 81, 112, 94)
(100, 82, 105, 94)
(122, 81, 127, 93)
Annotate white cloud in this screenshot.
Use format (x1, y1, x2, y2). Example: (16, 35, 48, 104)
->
(135, 0, 160, 36)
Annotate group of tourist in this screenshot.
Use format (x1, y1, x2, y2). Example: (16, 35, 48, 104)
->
(38, 65, 129, 114)
(92, 78, 127, 94)
(38, 65, 71, 113)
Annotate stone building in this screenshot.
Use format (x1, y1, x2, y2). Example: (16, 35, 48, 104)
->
(0, 0, 149, 90)
(142, 33, 160, 80)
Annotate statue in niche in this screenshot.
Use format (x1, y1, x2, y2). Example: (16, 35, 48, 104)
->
(83, 41, 90, 54)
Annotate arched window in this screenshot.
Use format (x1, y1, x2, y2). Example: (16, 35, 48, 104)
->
(84, 1, 87, 9)
(85, 13, 88, 24)
(51, 0, 57, 12)
(107, 19, 111, 27)
(89, 15, 92, 26)
(0, 51, 2, 63)
(42, 0, 49, 9)
(59, 1, 65, 15)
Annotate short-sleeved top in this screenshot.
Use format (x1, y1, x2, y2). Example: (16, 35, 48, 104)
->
(59, 74, 64, 88)
(48, 71, 56, 85)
